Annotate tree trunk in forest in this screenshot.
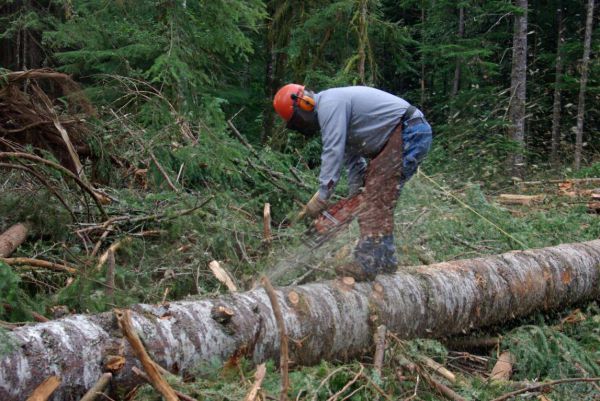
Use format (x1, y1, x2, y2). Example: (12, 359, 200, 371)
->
(574, 0, 595, 170)
(451, 6, 465, 98)
(357, 0, 368, 85)
(420, 3, 426, 108)
(508, 0, 528, 179)
(550, 5, 564, 167)
(0, 223, 29, 258)
(1, 239, 600, 400)
(262, 0, 292, 145)
(0, 1, 46, 71)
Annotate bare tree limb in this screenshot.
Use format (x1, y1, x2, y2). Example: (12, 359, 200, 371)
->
(115, 309, 178, 401)
(262, 276, 289, 401)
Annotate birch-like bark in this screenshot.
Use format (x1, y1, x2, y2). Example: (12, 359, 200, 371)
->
(550, 5, 565, 166)
(574, 0, 595, 170)
(1, 240, 600, 400)
(508, 0, 528, 179)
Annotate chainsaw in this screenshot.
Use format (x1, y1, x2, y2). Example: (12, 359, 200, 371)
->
(305, 193, 364, 247)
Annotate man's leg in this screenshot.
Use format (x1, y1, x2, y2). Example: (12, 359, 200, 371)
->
(343, 120, 432, 280)
(339, 125, 403, 281)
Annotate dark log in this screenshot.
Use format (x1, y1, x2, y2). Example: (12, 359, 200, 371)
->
(1, 240, 600, 400)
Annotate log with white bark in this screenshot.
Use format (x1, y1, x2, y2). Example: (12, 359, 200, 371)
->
(1, 240, 600, 400)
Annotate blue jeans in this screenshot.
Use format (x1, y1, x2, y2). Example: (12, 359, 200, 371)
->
(400, 120, 433, 188)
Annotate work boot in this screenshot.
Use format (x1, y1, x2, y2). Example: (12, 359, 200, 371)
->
(335, 261, 376, 282)
(350, 235, 398, 280)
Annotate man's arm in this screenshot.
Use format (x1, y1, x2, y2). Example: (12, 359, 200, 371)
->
(345, 155, 367, 196)
(317, 99, 351, 200)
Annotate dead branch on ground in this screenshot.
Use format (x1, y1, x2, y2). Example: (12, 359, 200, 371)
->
(115, 309, 179, 401)
(262, 276, 289, 401)
(491, 377, 600, 401)
(0, 152, 107, 218)
(373, 325, 387, 376)
(2, 257, 77, 274)
(243, 363, 267, 401)
(25, 376, 61, 401)
(79, 372, 112, 401)
(489, 351, 515, 382)
(132, 367, 196, 401)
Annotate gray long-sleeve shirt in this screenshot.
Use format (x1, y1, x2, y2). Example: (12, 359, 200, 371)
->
(314, 86, 423, 200)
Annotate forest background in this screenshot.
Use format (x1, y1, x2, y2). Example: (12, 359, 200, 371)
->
(0, 0, 599, 400)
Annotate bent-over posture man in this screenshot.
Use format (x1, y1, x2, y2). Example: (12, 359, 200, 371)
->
(273, 84, 432, 281)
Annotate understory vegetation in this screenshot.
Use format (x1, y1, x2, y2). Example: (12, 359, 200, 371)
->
(0, 0, 599, 400)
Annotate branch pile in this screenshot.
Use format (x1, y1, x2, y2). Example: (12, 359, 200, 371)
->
(0, 69, 95, 174)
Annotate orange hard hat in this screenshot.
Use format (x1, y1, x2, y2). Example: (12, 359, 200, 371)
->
(273, 83, 305, 121)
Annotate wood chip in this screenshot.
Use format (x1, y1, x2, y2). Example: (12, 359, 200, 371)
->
(490, 351, 515, 382)
(209, 260, 237, 292)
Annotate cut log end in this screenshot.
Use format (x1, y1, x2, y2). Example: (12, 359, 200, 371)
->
(287, 291, 300, 305)
(211, 305, 235, 324)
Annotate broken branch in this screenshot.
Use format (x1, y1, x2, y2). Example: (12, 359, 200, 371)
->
(209, 260, 237, 292)
(1, 257, 77, 274)
(25, 376, 61, 401)
(489, 351, 515, 382)
(261, 276, 289, 401)
(0, 152, 107, 218)
(491, 377, 600, 401)
(243, 363, 267, 401)
(79, 372, 112, 401)
(373, 325, 387, 376)
(115, 309, 178, 401)
(132, 367, 196, 401)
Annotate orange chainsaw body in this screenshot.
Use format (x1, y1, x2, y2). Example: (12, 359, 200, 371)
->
(313, 194, 364, 235)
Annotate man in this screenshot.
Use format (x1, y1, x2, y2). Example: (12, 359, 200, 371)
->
(273, 84, 432, 281)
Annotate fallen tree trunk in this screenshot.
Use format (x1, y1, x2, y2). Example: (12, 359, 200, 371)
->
(1, 240, 600, 400)
(0, 223, 29, 258)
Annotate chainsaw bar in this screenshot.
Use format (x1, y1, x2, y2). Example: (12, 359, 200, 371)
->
(303, 194, 364, 249)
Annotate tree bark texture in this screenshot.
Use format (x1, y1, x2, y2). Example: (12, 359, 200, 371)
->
(1, 240, 600, 400)
(574, 0, 595, 170)
(0, 223, 29, 258)
(508, 0, 528, 178)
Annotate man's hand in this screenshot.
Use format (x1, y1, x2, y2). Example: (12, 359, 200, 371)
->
(299, 192, 328, 220)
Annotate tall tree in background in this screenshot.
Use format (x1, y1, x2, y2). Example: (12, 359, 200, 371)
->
(0, 0, 55, 71)
(550, 3, 565, 166)
(451, 4, 465, 98)
(420, 0, 427, 107)
(263, 0, 294, 144)
(356, 0, 369, 85)
(508, 0, 528, 178)
(574, 0, 595, 170)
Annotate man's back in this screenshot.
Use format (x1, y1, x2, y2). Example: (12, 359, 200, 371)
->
(315, 86, 422, 157)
